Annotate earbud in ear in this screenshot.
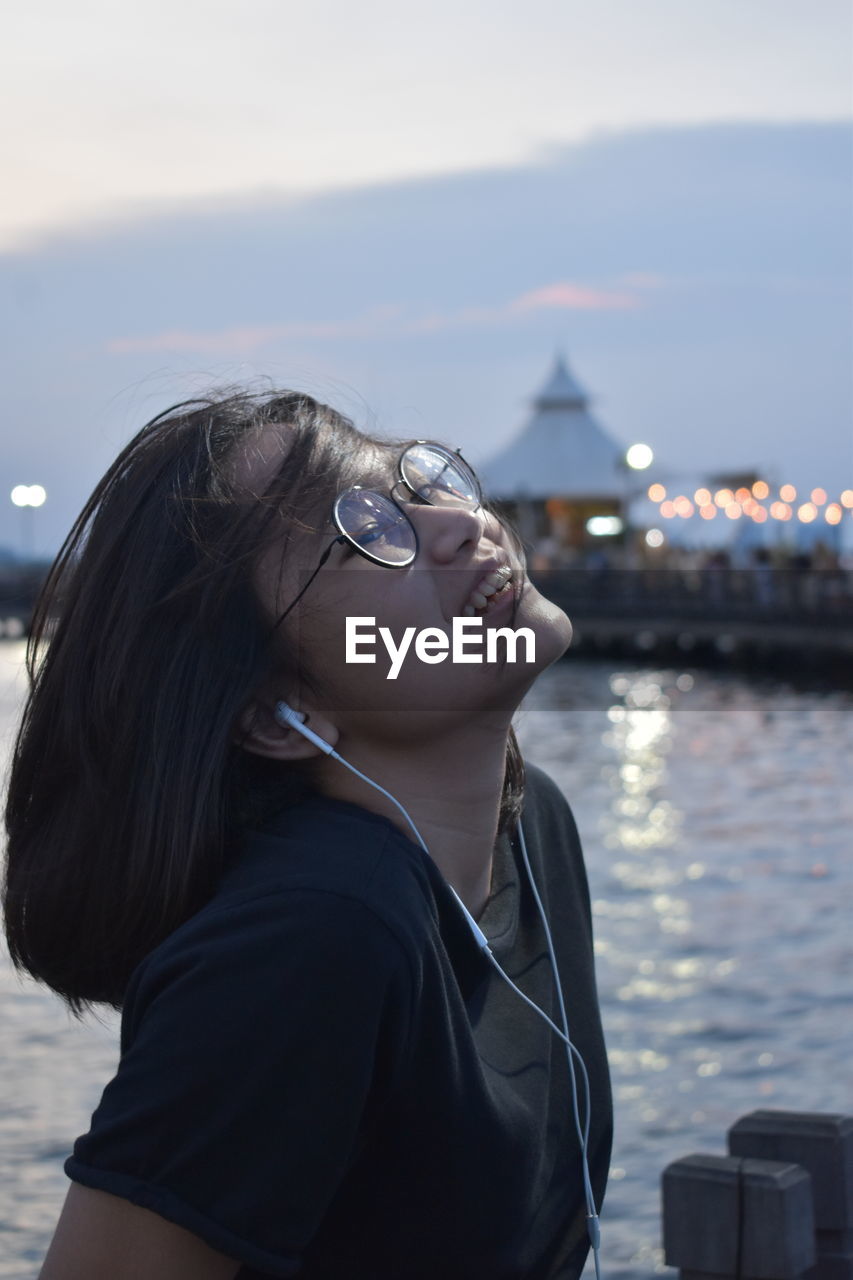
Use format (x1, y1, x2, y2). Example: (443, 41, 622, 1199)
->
(274, 702, 306, 727)
(274, 702, 336, 756)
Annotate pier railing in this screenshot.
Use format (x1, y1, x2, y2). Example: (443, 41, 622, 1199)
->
(530, 568, 853, 626)
(662, 1109, 852, 1279)
(528, 568, 853, 669)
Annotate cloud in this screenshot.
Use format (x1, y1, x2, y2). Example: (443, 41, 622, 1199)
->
(510, 282, 641, 311)
(107, 279, 643, 353)
(106, 304, 406, 353)
(3, 121, 850, 558)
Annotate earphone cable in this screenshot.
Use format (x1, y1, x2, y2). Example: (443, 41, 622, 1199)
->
(516, 819, 602, 1276)
(271, 724, 605, 1275)
(327, 745, 602, 1273)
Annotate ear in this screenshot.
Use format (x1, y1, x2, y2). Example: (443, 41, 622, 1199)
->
(235, 695, 340, 761)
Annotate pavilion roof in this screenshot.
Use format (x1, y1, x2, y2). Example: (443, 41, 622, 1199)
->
(480, 353, 628, 500)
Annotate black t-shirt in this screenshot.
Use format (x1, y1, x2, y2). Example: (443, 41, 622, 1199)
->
(65, 763, 612, 1278)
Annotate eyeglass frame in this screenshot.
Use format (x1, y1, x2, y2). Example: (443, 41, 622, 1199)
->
(272, 440, 483, 627)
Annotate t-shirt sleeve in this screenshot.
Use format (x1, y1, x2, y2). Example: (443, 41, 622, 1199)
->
(64, 889, 413, 1277)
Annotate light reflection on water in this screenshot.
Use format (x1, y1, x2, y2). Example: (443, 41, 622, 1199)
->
(517, 657, 853, 1276)
(1, 641, 852, 1278)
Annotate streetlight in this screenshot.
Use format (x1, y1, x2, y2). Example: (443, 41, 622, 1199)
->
(10, 484, 47, 561)
(625, 443, 654, 471)
(620, 444, 655, 555)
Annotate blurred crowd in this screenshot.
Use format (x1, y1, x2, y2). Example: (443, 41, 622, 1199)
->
(528, 537, 853, 616)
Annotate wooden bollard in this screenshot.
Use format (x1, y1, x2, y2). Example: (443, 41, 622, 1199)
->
(662, 1153, 816, 1278)
(728, 1111, 853, 1280)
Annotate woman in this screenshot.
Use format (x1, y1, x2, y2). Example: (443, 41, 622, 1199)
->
(3, 389, 612, 1279)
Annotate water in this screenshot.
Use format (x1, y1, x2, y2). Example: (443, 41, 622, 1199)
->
(1, 639, 851, 1277)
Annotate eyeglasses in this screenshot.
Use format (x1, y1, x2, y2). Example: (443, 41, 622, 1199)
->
(274, 441, 483, 625)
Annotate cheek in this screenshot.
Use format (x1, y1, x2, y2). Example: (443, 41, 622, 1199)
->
(303, 578, 451, 704)
(288, 569, 425, 674)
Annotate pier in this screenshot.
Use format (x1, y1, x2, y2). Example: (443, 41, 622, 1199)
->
(0, 565, 49, 638)
(531, 567, 853, 677)
(662, 1109, 853, 1279)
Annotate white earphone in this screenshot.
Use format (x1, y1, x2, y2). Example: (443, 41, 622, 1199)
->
(273, 700, 602, 1271)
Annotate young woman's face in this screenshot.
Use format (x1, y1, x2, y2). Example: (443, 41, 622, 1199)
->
(261, 438, 572, 745)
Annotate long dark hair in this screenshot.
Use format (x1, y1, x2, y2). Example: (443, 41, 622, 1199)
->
(3, 389, 525, 1017)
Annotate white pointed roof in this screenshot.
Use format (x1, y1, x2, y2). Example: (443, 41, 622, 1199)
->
(480, 354, 628, 500)
(534, 353, 588, 408)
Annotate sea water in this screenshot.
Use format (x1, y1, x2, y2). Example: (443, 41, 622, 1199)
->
(1, 641, 851, 1277)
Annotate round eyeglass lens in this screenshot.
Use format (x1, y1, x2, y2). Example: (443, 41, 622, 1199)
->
(334, 489, 417, 565)
(400, 443, 480, 507)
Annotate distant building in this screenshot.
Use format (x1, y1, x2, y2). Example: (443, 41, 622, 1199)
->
(479, 353, 629, 555)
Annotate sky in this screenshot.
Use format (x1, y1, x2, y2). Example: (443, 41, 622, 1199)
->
(1, 0, 852, 556)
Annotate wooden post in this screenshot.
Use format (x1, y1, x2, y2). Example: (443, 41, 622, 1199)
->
(662, 1152, 815, 1278)
(729, 1111, 853, 1280)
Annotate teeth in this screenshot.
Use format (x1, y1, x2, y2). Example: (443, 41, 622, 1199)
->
(461, 563, 513, 617)
(478, 567, 512, 592)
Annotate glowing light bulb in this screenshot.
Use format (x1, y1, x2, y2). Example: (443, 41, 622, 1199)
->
(10, 484, 46, 507)
(626, 443, 654, 470)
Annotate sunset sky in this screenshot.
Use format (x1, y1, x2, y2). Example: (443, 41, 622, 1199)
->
(1, 0, 851, 554)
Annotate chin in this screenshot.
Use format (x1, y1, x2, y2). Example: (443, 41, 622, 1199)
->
(517, 580, 573, 670)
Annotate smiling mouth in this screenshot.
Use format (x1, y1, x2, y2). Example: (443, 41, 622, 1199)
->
(461, 564, 514, 617)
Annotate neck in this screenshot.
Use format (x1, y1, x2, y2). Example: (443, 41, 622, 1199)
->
(309, 722, 513, 919)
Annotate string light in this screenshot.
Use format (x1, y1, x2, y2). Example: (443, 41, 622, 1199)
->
(640, 479, 848, 532)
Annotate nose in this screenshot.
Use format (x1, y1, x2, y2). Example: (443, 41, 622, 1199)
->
(407, 500, 487, 565)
